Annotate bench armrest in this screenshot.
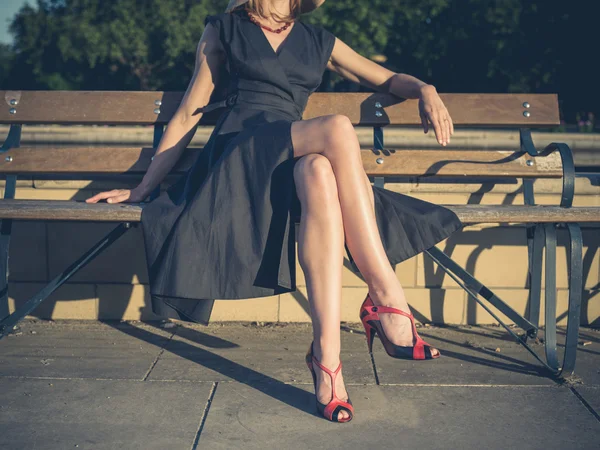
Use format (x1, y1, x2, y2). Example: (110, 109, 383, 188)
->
(520, 128, 575, 208)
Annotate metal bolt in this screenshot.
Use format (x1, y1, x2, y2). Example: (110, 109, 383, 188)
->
(5, 156, 13, 162)
(9, 108, 16, 114)
(9, 99, 18, 106)
(523, 111, 531, 118)
(375, 102, 382, 108)
(155, 100, 162, 106)
(375, 111, 383, 117)
(526, 159, 534, 166)
(523, 102, 530, 108)
(154, 108, 161, 114)
(376, 157, 384, 164)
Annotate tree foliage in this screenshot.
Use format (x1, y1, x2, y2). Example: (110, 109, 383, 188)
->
(5, 0, 219, 89)
(0, 0, 594, 122)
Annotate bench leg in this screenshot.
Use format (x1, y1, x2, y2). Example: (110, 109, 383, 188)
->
(0, 124, 22, 323)
(0, 222, 132, 340)
(541, 223, 583, 377)
(0, 217, 13, 323)
(525, 223, 544, 331)
(0, 176, 17, 323)
(425, 222, 584, 378)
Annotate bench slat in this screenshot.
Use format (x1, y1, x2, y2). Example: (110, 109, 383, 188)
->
(304, 93, 559, 127)
(0, 200, 598, 224)
(0, 147, 563, 178)
(1, 91, 559, 126)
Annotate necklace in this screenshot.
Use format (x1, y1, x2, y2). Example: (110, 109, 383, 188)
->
(247, 11, 293, 34)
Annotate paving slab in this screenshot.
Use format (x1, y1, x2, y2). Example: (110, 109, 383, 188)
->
(569, 328, 600, 385)
(198, 382, 600, 449)
(0, 321, 173, 379)
(147, 323, 375, 384)
(0, 377, 212, 450)
(575, 386, 600, 417)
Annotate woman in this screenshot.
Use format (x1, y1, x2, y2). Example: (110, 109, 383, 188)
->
(86, 0, 462, 422)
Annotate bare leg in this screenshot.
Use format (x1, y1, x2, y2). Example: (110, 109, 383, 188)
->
(291, 115, 438, 355)
(293, 153, 350, 421)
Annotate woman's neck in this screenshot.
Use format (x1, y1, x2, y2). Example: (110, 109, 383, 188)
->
(255, 0, 292, 23)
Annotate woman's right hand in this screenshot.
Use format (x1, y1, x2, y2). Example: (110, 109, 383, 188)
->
(85, 186, 148, 204)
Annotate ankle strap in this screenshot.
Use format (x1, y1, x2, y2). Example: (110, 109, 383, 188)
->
(311, 355, 342, 377)
(311, 355, 343, 399)
(364, 304, 413, 319)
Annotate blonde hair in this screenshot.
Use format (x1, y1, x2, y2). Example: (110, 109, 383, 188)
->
(237, 0, 302, 22)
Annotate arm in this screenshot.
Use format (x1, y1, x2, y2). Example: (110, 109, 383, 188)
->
(325, 37, 453, 147)
(86, 21, 225, 204)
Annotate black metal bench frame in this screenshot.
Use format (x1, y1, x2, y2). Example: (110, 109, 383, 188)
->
(0, 119, 587, 379)
(344, 126, 584, 378)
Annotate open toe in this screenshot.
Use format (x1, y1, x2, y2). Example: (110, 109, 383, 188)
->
(305, 342, 354, 423)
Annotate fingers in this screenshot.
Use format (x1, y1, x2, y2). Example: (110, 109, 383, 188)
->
(85, 189, 130, 204)
(86, 190, 119, 203)
(436, 113, 447, 146)
(433, 109, 454, 147)
(440, 111, 451, 146)
(430, 112, 445, 146)
(443, 109, 454, 145)
(420, 111, 429, 134)
(107, 192, 131, 203)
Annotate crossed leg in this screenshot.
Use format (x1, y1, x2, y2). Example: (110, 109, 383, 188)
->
(290, 114, 440, 358)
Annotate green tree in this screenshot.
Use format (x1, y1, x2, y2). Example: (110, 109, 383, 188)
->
(0, 44, 15, 86)
(1, 0, 595, 123)
(5, 0, 219, 90)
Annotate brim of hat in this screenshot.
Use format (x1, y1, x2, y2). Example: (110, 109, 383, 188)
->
(225, 0, 325, 14)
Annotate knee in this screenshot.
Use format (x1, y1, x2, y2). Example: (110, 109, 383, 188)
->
(327, 114, 355, 139)
(322, 114, 358, 157)
(293, 154, 338, 201)
(325, 114, 354, 135)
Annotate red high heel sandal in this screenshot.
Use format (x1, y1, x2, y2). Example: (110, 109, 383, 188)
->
(359, 293, 440, 360)
(305, 341, 354, 423)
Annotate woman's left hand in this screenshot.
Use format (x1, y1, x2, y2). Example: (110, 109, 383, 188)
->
(418, 85, 454, 146)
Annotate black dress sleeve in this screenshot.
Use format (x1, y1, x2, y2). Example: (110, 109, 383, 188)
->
(321, 27, 336, 66)
(203, 13, 234, 101)
(309, 24, 336, 70)
(204, 13, 233, 54)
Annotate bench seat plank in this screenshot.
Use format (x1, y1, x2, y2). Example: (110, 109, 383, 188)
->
(0, 199, 598, 224)
(0, 147, 563, 178)
(0, 91, 559, 126)
(0, 199, 143, 222)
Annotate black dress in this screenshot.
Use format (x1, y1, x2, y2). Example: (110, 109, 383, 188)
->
(140, 8, 464, 324)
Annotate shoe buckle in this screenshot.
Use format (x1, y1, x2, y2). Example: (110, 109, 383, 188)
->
(372, 306, 378, 312)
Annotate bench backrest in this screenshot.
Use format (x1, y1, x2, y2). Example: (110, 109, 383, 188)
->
(1, 91, 559, 126)
(0, 91, 562, 181)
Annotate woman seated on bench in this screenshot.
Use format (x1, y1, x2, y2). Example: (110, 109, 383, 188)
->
(86, 0, 460, 423)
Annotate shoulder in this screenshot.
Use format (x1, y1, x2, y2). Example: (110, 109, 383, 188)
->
(204, 11, 241, 46)
(299, 21, 336, 50)
(300, 21, 336, 62)
(300, 20, 335, 39)
(204, 12, 234, 29)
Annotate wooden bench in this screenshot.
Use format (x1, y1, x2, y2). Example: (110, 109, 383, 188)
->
(1, 90, 599, 378)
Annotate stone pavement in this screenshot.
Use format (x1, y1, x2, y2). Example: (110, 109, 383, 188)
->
(0, 320, 598, 449)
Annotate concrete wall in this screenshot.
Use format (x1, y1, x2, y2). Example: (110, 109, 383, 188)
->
(2, 125, 599, 325)
(2, 175, 599, 326)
